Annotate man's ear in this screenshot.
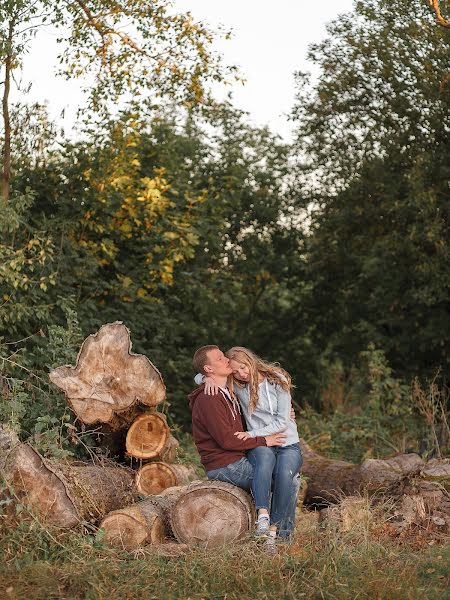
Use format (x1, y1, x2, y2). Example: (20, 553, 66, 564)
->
(204, 365, 213, 374)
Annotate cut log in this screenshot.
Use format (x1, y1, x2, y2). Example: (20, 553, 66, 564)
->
(135, 462, 197, 495)
(170, 480, 255, 547)
(3, 443, 135, 527)
(49, 322, 166, 429)
(126, 413, 179, 461)
(99, 485, 187, 549)
(99, 502, 166, 549)
(300, 439, 425, 503)
(100, 481, 255, 550)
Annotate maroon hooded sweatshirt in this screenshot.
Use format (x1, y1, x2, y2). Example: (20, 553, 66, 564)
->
(188, 384, 267, 472)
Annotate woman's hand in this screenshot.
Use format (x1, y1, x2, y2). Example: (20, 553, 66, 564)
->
(234, 431, 251, 440)
(204, 377, 219, 395)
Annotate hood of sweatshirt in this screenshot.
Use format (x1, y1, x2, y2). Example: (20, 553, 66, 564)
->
(188, 384, 205, 410)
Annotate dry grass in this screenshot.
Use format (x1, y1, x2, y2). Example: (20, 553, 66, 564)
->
(0, 506, 449, 600)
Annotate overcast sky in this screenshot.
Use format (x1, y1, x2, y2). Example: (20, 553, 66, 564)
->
(20, 0, 355, 140)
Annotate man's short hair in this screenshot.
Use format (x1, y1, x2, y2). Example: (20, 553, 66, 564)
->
(193, 345, 218, 375)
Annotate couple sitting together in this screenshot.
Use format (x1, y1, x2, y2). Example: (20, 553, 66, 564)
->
(188, 345, 302, 551)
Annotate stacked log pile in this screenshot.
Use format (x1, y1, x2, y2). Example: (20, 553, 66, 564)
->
(2, 321, 449, 551)
(301, 441, 450, 533)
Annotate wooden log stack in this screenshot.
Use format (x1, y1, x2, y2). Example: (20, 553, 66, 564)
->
(100, 481, 255, 549)
(3, 321, 449, 551)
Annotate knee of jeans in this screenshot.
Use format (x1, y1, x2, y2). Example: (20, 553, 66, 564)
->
(249, 448, 275, 470)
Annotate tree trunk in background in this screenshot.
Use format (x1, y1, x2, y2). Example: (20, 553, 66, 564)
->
(49, 322, 166, 429)
(135, 462, 198, 495)
(1, 18, 14, 205)
(126, 412, 179, 461)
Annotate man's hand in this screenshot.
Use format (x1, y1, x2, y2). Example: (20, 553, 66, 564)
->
(234, 431, 251, 440)
(204, 377, 219, 395)
(265, 431, 287, 447)
(290, 407, 296, 423)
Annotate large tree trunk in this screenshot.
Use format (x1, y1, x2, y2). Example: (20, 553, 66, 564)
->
(49, 322, 166, 429)
(2, 443, 135, 527)
(126, 413, 179, 461)
(135, 462, 197, 495)
(170, 480, 255, 548)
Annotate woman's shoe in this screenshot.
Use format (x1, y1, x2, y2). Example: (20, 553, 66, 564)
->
(254, 514, 270, 537)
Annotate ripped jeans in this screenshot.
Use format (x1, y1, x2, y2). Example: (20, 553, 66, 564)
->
(247, 443, 302, 530)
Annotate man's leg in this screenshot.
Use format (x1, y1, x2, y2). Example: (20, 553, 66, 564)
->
(206, 457, 254, 491)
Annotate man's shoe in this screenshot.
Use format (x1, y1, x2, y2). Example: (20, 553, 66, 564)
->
(254, 514, 270, 537)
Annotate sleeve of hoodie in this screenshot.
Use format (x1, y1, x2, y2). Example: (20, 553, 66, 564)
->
(248, 385, 291, 438)
(200, 394, 267, 451)
(194, 373, 204, 385)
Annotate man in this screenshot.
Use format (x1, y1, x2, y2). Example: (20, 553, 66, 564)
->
(188, 344, 299, 540)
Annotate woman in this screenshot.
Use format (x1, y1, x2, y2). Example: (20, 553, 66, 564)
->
(198, 346, 302, 545)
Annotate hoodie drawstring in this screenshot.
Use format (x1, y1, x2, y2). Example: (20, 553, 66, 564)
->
(265, 379, 274, 416)
(219, 387, 241, 420)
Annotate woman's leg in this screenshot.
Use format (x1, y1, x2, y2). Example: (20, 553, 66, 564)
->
(270, 443, 302, 533)
(247, 446, 276, 518)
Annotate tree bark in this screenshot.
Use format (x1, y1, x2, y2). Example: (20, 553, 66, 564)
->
(49, 322, 166, 429)
(300, 440, 426, 503)
(1, 18, 14, 205)
(2, 443, 135, 527)
(135, 462, 198, 495)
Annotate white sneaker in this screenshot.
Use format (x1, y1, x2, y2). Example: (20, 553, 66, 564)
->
(254, 514, 270, 537)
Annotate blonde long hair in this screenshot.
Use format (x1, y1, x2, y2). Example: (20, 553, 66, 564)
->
(226, 346, 293, 414)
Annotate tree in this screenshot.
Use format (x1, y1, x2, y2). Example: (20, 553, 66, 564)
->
(0, 0, 234, 204)
(289, 0, 450, 394)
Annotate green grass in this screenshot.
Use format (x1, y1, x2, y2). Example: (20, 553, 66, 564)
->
(1, 511, 448, 600)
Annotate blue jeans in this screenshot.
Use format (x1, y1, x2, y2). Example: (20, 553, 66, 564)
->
(247, 443, 302, 532)
(206, 457, 253, 492)
(206, 448, 301, 539)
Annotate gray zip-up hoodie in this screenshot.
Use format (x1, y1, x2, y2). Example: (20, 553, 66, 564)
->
(194, 374, 299, 447)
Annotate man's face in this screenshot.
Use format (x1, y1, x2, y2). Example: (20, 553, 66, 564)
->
(204, 348, 233, 378)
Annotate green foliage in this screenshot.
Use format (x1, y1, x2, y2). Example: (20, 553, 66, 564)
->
(289, 0, 450, 399)
(300, 345, 422, 463)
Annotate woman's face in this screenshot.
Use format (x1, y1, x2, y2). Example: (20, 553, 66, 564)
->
(229, 359, 250, 382)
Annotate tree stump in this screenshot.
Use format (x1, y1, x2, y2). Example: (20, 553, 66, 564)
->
(126, 413, 179, 461)
(3, 443, 135, 527)
(49, 322, 166, 429)
(170, 481, 255, 547)
(135, 462, 197, 495)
